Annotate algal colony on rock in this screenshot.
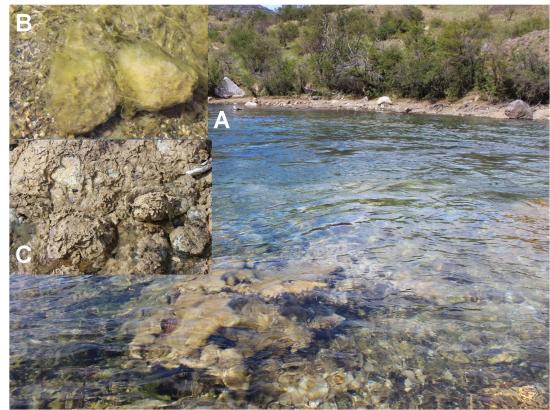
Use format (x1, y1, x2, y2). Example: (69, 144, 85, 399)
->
(45, 17, 199, 135)
(47, 47, 119, 135)
(115, 41, 198, 115)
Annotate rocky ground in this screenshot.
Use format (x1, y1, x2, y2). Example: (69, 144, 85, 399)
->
(209, 95, 550, 121)
(9, 5, 207, 141)
(10, 139, 211, 275)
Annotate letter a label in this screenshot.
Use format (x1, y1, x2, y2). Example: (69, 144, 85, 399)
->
(214, 111, 230, 129)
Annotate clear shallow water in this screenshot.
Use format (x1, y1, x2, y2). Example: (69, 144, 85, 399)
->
(210, 108, 549, 406)
(10, 109, 549, 408)
(10, 275, 187, 408)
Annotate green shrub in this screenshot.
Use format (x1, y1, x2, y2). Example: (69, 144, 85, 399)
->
(207, 56, 222, 95)
(438, 16, 492, 99)
(376, 6, 423, 40)
(392, 31, 446, 99)
(278, 22, 299, 46)
(504, 50, 549, 103)
(228, 27, 280, 73)
(430, 17, 445, 29)
(508, 16, 549, 38)
(208, 29, 221, 42)
(264, 58, 299, 95)
(279, 5, 309, 22)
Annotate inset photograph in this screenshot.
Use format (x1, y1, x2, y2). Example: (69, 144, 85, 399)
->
(10, 5, 207, 140)
(10, 139, 211, 275)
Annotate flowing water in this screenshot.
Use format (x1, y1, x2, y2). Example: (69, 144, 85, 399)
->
(11, 108, 549, 408)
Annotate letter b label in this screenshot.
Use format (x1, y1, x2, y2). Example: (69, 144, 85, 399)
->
(16, 14, 32, 32)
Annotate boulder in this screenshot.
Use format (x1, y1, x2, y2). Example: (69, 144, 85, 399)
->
(504, 99, 533, 120)
(214, 77, 245, 98)
(244, 101, 258, 108)
(377, 96, 393, 106)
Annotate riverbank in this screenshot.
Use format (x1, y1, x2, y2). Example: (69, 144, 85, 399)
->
(209, 95, 549, 121)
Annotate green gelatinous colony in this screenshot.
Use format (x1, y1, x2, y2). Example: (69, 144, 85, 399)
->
(47, 47, 119, 135)
(28, 6, 207, 137)
(115, 41, 198, 114)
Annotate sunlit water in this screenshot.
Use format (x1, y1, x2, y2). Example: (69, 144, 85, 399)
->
(11, 108, 549, 408)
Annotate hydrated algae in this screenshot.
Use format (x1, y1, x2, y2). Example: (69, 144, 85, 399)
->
(47, 46, 119, 134)
(10, 5, 207, 139)
(115, 41, 197, 115)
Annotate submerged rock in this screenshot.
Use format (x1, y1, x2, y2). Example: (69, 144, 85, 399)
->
(480, 384, 547, 408)
(46, 47, 119, 135)
(115, 41, 198, 114)
(214, 77, 245, 98)
(504, 99, 533, 120)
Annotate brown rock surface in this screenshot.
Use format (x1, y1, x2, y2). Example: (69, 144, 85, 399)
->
(10, 139, 211, 274)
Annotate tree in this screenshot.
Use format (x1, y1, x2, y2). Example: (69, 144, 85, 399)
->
(438, 15, 492, 99)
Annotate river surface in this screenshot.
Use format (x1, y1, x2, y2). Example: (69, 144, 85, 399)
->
(10, 108, 549, 408)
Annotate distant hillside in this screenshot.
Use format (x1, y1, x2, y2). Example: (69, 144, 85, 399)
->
(208, 5, 549, 103)
(208, 5, 272, 17)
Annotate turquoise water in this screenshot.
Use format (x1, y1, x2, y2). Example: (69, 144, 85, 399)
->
(10, 109, 549, 408)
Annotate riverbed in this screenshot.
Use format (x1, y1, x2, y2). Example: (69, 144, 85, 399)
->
(10, 108, 549, 408)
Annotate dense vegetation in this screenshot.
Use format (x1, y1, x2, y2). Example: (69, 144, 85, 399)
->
(208, 5, 549, 103)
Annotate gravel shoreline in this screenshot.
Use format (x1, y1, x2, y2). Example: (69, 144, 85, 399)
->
(209, 95, 549, 121)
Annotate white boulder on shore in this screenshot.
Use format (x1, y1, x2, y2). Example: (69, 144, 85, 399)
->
(214, 77, 245, 99)
(244, 100, 258, 108)
(377, 96, 393, 106)
(504, 100, 533, 120)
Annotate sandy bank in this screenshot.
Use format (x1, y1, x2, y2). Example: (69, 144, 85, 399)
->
(209, 95, 549, 121)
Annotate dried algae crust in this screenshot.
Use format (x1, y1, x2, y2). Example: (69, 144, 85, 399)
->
(10, 139, 211, 275)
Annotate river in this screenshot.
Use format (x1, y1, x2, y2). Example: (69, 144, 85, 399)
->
(10, 108, 549, 408)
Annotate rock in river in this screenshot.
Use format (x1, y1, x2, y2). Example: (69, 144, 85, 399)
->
(214, 76, 245, 98)
(504, 99, 533, 120)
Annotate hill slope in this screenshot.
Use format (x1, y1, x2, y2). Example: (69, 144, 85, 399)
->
(208, 5, 549, 104)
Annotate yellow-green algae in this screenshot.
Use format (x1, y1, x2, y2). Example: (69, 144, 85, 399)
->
(115, 41, 198, 115)
(10, 5, 207, 139)
(47, 46, 119, 134)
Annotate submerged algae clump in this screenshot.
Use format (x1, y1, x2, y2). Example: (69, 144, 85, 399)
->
(47, 47, 119, 135)
(13, 6, 207, 139)
(115, 42, 198, 114)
